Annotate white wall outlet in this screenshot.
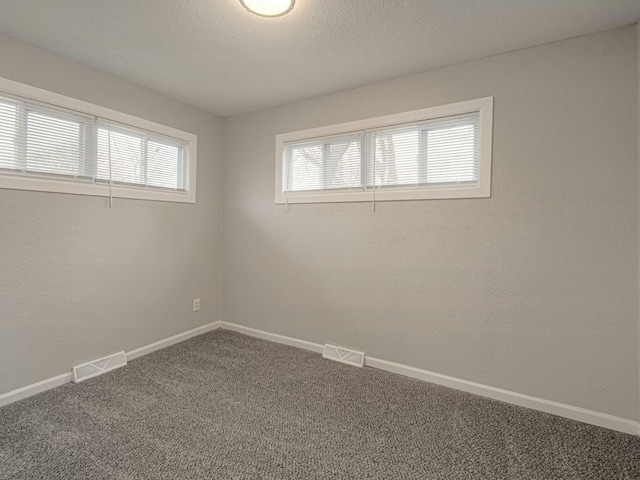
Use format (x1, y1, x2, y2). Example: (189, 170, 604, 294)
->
(193, 298, 200, 312)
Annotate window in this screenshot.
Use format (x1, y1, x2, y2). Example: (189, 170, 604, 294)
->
(95, 122, 186, 190)
(284, 134, 363, 193)
(0, 77, 196, 203)
(276, 97, 492, 204)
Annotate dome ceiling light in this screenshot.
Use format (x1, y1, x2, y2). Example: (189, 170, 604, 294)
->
(240, 0, 295, 17)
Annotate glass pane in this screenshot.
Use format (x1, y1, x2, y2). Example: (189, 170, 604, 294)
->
(97, 126, 144, 185)
(426, 122, 477, 184)
(147, 139, 183, 190)
(285, 142, 323, 192)
(0, 101, 18, 170)
(326, 138, 362, 190)
(371, 127, 421, 187)
(26, 110, 82, 176)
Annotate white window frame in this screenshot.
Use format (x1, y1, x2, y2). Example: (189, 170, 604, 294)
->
(275, 97, 493, 204)
(0, 76, 197, 203)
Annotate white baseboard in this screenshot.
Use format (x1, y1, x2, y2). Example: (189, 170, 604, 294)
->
(0, 321, 221, 408)
(218, 321, 639, 436)
(0, 372, 72, 408)
(3, 319, 637, 437)
(220, 321, 324, 353)
(365, 356, 639, 436)
(126, 321, 221, 361)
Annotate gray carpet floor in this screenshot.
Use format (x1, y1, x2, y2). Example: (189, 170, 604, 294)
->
(1, 330, 639, 479)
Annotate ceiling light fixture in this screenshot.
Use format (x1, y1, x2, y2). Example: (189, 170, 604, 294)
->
(240, 0, 295, 17)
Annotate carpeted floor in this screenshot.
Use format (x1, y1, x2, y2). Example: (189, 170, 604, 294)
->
(1, 330, 639, 479)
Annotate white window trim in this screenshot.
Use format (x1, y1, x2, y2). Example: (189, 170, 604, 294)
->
(0, 76, 197, 203)
(275, 97, 493, 204)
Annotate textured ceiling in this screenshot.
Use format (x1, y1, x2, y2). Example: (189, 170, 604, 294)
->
(0, 0, 639, 117)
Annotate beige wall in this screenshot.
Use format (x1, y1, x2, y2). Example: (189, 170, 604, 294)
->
(0, 34, 223, 393)
(222, 26, 639, 420)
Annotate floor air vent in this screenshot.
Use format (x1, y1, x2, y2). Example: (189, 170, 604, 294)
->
(322, 344, 365, 367)
(72, 351, 127, 383)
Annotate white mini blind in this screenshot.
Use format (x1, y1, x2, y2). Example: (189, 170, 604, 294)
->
(96, 122, 187, 191)
(0, 93, 188, 193)
(326, 135, 362, 190)
(0, 100, 19, 171)
(0, 98, 94, 180)
(369, 125, 421, 188)
(282, 113, 480, 196)
(97, 123, 143, 186)
(147, 138, 185, 190)
(283, 134, 363, 193)
(284, 140, 323, 192)
(369, 114, 479, 188)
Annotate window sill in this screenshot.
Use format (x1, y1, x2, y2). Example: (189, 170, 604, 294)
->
(275, 183, 490, 204)
(0, 175, 196, 203)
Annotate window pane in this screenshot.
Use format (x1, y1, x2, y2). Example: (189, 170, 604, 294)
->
(370, 127, 421, 187)
(426, 121, 477, 184)
(26, 110, 83, 176)
(283, 136, 363, 193)
(285, 142, 323, 192)
(0, 101, 18, 170)
(97, 126, 144, 185)
(326, 137, 362, 190)
(147, 139, 183, 190)
(368, 115, 478, 188)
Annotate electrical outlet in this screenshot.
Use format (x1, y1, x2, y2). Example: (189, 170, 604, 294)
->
(193, 298, 200, 312)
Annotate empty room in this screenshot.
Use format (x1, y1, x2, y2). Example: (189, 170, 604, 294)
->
(1, 0, 640, 478)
